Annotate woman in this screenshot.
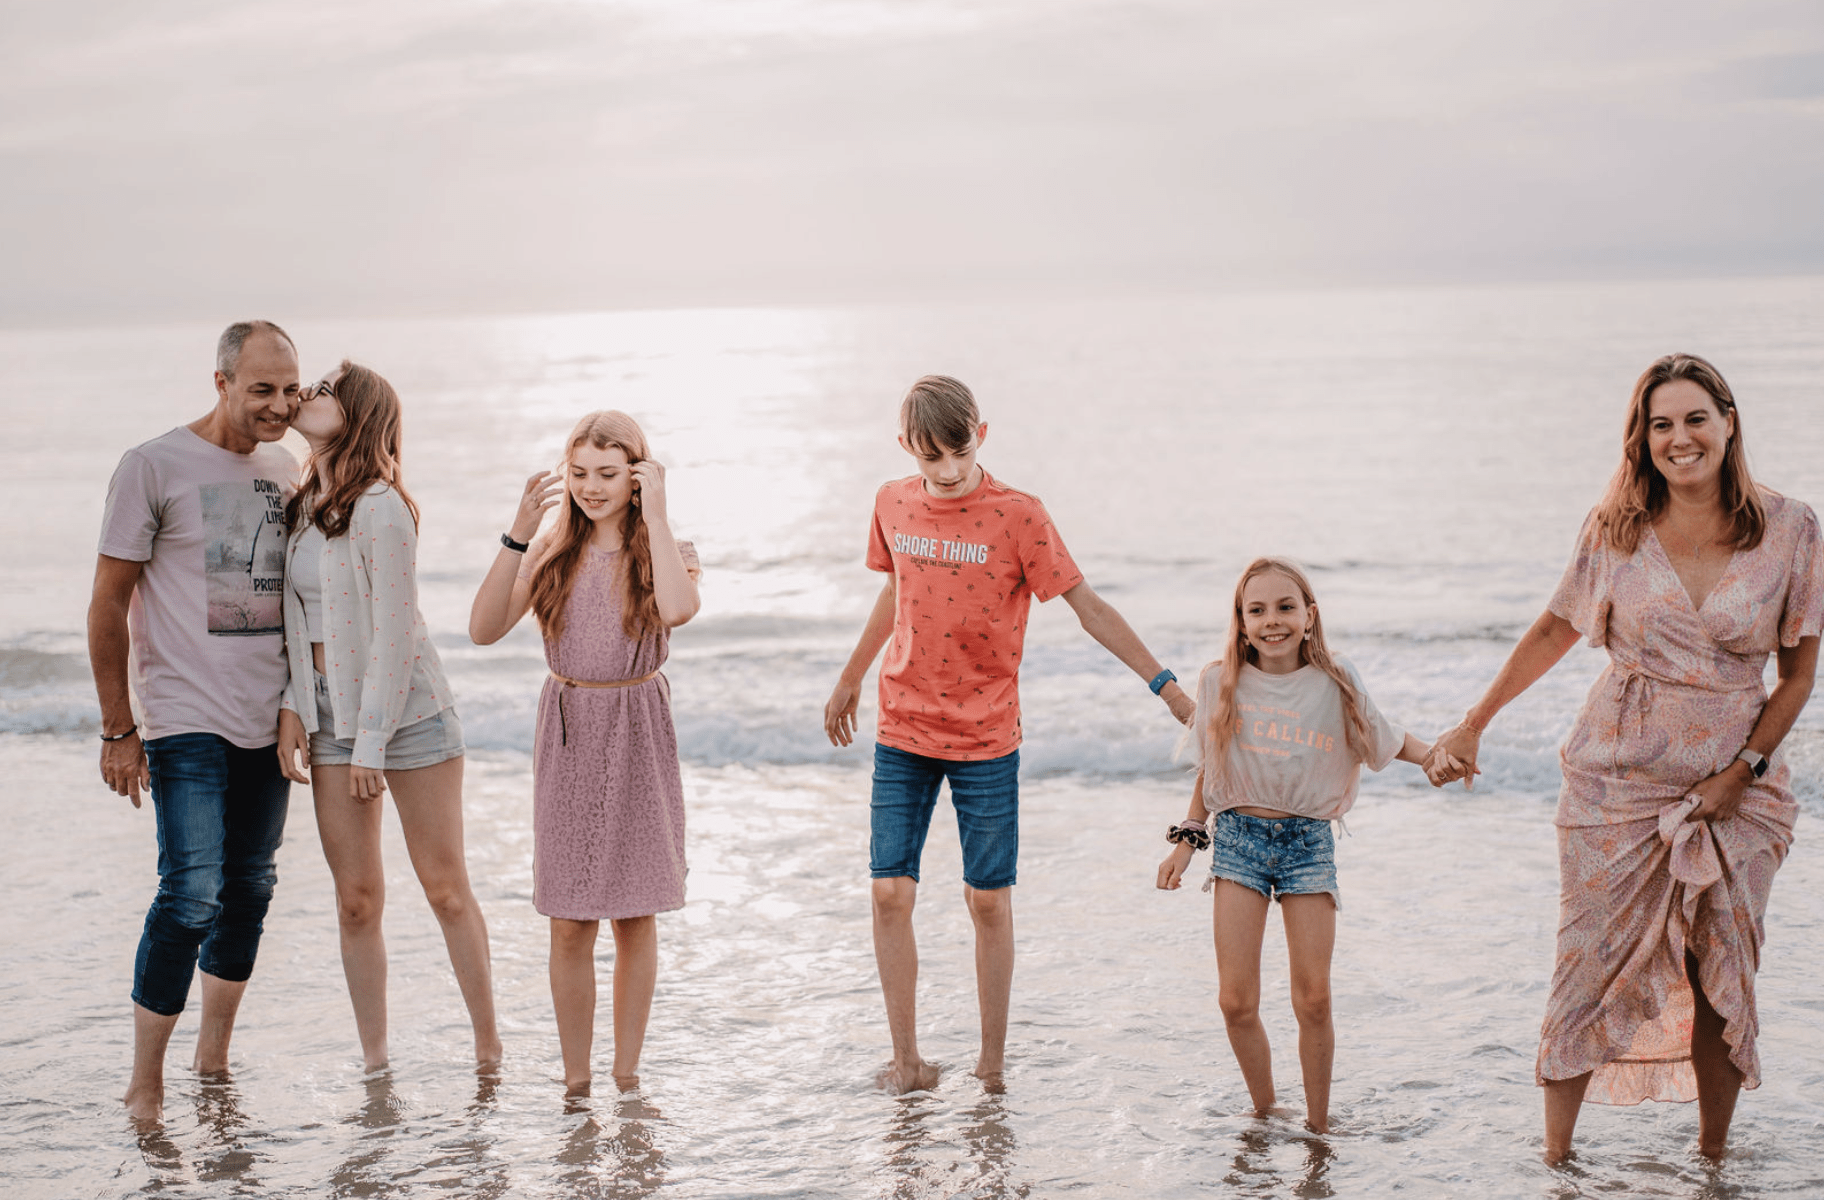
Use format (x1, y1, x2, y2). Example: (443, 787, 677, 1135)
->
(276, 361, 502, 1072)
(1429, 353, 1820, 1162)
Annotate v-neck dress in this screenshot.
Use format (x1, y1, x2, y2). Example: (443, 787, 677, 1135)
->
(1540, 490, 1822, 1104)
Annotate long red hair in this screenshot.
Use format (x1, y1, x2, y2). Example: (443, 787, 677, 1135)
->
(284, 360, 418, 537)
(529, 411, 659, 641)
(1203, 557, 1374, 783)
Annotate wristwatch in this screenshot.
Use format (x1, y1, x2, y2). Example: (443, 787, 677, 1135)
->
(1734, 747, 1769, 779)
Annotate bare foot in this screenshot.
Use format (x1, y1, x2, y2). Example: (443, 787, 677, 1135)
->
(875, 1058, 941, 1094)
(124, 1083, 164, 1124)
(1303, 1116, 1329, 1135)
(565, 1077, 592, 1101)
(1696, 1139, 1728, 1163)
(971, 1064, 1006, 1095)
(612, 1072, 640, 1093)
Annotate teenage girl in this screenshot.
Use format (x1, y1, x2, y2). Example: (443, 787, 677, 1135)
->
(1156, 557, 1454, 1133)
(277, 361, 501, 1072)
(469, 411, 700, 1095)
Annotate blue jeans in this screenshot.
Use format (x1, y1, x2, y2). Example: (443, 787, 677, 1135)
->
(134, 733, 290, 1016)
(870, 743, 1020, 890)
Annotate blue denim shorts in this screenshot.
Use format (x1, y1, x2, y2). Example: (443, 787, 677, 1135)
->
(1207, 810, 1339, 908)
(310, 671, 465, 771)
(870, 743, 1019, 891)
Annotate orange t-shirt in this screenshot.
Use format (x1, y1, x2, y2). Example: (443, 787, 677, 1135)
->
(865, 470, 1084, 760)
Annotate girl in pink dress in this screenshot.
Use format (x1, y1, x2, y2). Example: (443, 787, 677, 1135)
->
(1429, 354, 1822, 1163)
(469, 411, 700, 1095)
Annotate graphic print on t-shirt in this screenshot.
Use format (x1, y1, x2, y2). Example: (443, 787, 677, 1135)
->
(200, 479, 288, 635)
(1236, 699, 1337, 759)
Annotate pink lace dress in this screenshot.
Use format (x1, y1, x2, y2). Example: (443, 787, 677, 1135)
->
(1541, 491, 1821, 1104)
(530, 544, 695, 921)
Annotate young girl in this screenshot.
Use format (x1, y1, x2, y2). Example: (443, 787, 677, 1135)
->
(1156, 557, 1451, 1134)
(469, 411, 700, 1096)
(276, 360, 501, 1073)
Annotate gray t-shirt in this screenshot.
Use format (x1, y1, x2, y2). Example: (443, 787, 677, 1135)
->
(98, 426, 297, 747)
(1191, 656, 1406, 821)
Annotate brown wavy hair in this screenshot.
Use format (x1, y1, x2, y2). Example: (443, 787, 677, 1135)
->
(284, 360, 418, 538)
(529, 411, 659, 641)
(1593, 353, 1764, 555)
(1203, 557, 1374, 784)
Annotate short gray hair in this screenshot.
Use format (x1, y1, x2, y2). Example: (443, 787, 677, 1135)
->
(216, 320, 296, 379)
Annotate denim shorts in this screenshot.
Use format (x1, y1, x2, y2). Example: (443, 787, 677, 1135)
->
(870, 743, 1019, 891)
(1207, 809, 1339, 908)
(310, 670, 465, 770)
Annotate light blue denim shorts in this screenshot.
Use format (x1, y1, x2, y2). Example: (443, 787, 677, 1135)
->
(1207, 809, 1339, 908)
(310, 670, 464, 771)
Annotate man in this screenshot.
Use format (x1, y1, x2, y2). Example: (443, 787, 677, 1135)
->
(90, 320, 301, 1122)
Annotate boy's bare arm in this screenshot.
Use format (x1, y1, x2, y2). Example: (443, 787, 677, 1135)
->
(824, 577, 897, 747)
(1061, 581, 1194, 725)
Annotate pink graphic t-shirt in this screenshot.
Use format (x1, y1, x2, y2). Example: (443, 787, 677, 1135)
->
(865, 470, 1084, 760)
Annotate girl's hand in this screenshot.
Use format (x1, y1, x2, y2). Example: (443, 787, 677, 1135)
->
(277, 709, 311, 784)
(630, 459, 668, 526)
(350, 765, 387, 804)
(1684, 764, 1751, 823)
(1157, 842, 1195, 890)
(511, 471, 563, 543)
(1426, 724, 1482, 790)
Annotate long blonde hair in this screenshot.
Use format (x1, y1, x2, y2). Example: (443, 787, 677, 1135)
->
(1593, 353, 1764, 555)
(1204, 557, 1374, 781)
(284, 360, 418, 538)
(529, 410, 659, 641)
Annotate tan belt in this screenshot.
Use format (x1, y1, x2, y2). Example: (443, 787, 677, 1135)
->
(551, 669, 660, 745)
(551, 670, 659, 690)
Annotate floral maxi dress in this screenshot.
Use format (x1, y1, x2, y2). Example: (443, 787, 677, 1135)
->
(1540, 491, 1822, 1104)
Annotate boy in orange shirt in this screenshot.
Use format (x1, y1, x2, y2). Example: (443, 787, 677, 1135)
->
(824, 375, 1194, 1092)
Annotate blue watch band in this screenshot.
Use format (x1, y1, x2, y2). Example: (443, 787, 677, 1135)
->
(1149, 668, 1177, 695)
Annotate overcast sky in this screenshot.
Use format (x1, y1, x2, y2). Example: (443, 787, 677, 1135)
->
(2, 0, 1820, 324)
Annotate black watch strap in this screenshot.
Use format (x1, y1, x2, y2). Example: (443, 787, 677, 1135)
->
(501, 532, 530, 553)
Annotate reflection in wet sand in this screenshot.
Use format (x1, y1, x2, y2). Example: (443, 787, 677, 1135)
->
(329, 1072, 407, 1199)
(880, 1089, 1029, 1200)
(1222, 1124, 1336, 1198)
(554, 1093, 668, 1198)
(194, 1073, 264, 1188)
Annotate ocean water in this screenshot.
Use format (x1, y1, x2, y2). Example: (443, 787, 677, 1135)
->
(2, 278, 1823, 1198)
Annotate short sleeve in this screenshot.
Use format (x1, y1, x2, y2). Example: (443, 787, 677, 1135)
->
(97, 448, 159, 562)
(1342, 659, 1406, 772)
(1780, 502, 1824, 647)
(865, 489, 893, 573)
(678, 539, 702, 580)
(1016, 498, 1085, 603)
(1184, 661, 1222, 771)
(1548, 509, 1611, 648)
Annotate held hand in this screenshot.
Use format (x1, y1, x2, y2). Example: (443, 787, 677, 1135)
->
(824, 680, 860, 747)
(1425, 724, 1482, 790)
(511, 471, 563, 543)
(629, 459, 668, 526)
(1684, 766, 1750, 823)
(350, 765, 387, 804)
(1157, 842, 1194, 890)
(277, 709, 311, 784)
(1165, 687, 1195, 726)
(100, 732, 150, 808)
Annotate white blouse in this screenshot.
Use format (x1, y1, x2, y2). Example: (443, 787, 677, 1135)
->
(289, 520, 326, 641)
(280, 484, 455, 769)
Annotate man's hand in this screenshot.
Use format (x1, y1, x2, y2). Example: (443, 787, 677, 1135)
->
(100, 731, 150, 807)
(277, 709, 311, 784)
